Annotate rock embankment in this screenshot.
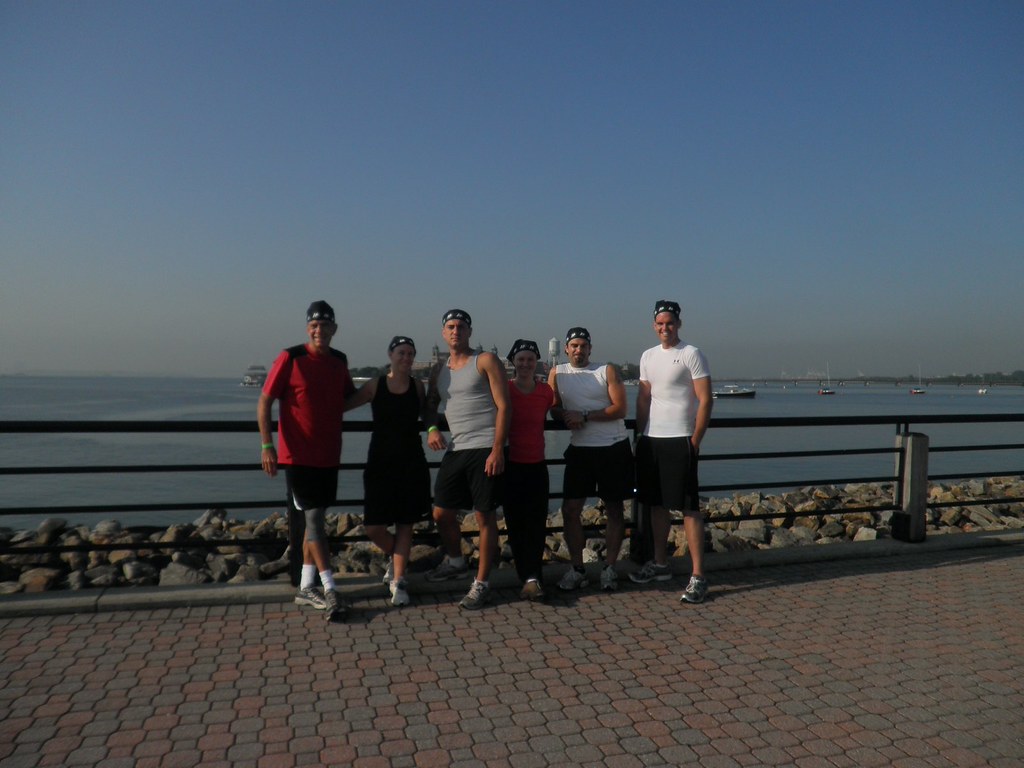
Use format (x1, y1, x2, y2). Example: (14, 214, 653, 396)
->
(2, 477, 1021, 595)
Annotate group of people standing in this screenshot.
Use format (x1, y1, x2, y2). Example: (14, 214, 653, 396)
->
(257, 298, 712, 619)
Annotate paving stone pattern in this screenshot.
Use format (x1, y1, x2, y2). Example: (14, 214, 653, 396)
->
(1, 545, 1023, 767)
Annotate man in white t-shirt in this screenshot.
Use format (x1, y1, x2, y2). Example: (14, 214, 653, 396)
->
(631, 300, 714, 604)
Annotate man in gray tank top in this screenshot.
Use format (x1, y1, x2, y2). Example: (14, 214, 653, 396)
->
(424, 309, 511, 610)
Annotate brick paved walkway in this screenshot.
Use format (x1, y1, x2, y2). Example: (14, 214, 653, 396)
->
(1, 543, 1022, 767)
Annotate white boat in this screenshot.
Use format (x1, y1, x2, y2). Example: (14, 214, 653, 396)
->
(978, 387, 989, 395)
(713, 385, 756, 399)
(240, 364, 267, 388)
(909, 365, 926, 395)
(818, 363, 835, 395)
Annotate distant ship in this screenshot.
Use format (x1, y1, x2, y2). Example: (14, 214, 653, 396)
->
(713, 384, 756, 399)
(240, 364, 267, 388)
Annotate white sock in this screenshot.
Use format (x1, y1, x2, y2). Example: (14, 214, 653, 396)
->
(448, 555, 465, 568)
(320, 570, 336, 592)
(300, 565, 317, 590)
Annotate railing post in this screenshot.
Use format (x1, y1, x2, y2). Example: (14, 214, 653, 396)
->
(630, 501, 653, 563)
(892, 432, 928, 542)
(286, 500, 304, 587)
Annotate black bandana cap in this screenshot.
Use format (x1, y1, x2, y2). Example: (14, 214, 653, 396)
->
(654, 300, 681, 318)
(507, 339, 540, 362)
(306, 300, 335, 324)
(565, 327, 591, 344)
(442, 308, 472, 327)
(389, 336, 416, 353)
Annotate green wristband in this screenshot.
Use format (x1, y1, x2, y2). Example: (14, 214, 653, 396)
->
(261, 443, 274, 450)
(427, 426, 439, 434)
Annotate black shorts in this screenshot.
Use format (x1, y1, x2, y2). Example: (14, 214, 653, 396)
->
(284, 465, 338, 543)
(433, 448, 504, 513)
(562, 439, 634, 502)
(635, 436, 700, 512)
(284, 465, 338, 510)
(363, 455, 431, 526)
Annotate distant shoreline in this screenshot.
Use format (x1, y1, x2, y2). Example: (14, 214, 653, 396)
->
(4, 371, 1024, 386)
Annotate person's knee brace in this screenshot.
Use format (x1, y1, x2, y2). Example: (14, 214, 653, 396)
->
(304, 507, 327, 543)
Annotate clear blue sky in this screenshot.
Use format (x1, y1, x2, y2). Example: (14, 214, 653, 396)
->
(2, 1, 1021, 380)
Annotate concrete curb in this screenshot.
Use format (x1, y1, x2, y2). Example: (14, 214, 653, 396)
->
(2, 529, 1021, 618)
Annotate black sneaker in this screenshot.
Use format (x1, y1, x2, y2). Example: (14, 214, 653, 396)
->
(324, 589, 348, 620)
(629, 561, 672, 584)
(426, 558, 470, 582)
(680, 575, 708, 604)
(459, 580, 490, 610)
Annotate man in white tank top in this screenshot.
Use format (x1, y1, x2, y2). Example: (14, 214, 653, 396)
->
(632, 300, 713, 604)
(423, 309, 510, 611)
(548, 327, 633, 593)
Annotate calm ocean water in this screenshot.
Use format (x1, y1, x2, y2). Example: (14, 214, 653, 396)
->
(1, 375, 1022, 530)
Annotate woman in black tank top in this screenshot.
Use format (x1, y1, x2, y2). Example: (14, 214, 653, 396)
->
(345, 337, 430, 606)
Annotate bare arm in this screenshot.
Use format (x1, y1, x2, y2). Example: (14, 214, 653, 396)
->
(425, 363, 447, 451)
(586, 363, 627, 421)
(635, 380, 652, 437)
(257, 392, 278, 478)
(344, 377, 377, 412)
(548, 367, 580, 429)
(691, 376, 713, 452)
(479, 352, 511, 477)
(547, 367, 562, 416)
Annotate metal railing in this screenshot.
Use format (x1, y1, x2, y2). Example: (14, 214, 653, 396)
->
(2, 415, 1023, 560)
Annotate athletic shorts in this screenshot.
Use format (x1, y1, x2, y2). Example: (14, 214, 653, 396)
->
(562, 438, 634, 502)
(363, 456, 431, 527)
(284, 465, 338, 542)
(433, 448, 504, 514)
(635, 435, 700, 512)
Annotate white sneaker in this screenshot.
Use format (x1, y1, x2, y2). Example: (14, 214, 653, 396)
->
(382, 557, 394, 585)
(558, 567, 589, 591)
(600, 565, 618, 592)
(389, 578, 409, 607)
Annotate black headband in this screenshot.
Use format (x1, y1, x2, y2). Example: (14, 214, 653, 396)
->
(306, 300, 335, 324)
(654, 300, 681, 318)
(389, 336, 416, 353)
(441, 308, 472, 327)
(506, 339, 540, 362)
(565, 327, 591, 344)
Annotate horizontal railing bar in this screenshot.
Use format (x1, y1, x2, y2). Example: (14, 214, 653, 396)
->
(2, 475, 904, 517)
(3, 413, 1023, 435)
(702, 475, 898, 493)
(0, 500, 337, 516)
(3, 524, 616, 556)
(0, 463, 362, 476)
(929, 470, 1023, 482)
(701, 447, 897, 462)
(927, 496, 1024, 509)
(929, 443, 1024, 453)
(705, 504, 900, 522)
(1, 447, 904, 476)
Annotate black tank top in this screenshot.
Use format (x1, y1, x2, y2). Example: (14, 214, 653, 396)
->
(368, 375, 422, 459)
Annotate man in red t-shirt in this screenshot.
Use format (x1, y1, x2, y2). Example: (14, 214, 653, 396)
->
(258, 300, 356, 618)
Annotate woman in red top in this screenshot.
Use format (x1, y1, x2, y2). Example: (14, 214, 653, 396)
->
(504, 339, 554, 600)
